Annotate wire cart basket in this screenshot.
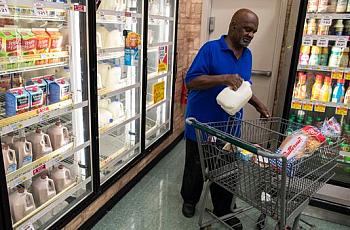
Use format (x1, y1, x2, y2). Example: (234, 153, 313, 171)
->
(186, 117, 340, 230)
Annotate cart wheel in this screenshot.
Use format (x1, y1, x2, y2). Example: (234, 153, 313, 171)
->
(256, 213, 266, 230)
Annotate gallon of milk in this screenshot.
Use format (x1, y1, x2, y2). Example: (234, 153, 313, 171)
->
(98, 108, 113, 127)
(13, 137, 33, 168)
(2, 143, 17, 174)
(26, 129, 53, 160)
(32, 174, 57, 206)
(106, 65, 122, 90)
(2, 134, 15, 148)
(216, 81, 253, 115)
(47, 121, 69, 151)
(51, 165, 73, 193)
(107, 101, 125, 120)
(9, 187, 36, 223)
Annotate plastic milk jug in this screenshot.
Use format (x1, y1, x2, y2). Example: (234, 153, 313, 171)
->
(27, 129, 53, 160)
(51, 165, 73, 193)
(107, 101, 125, 120)
(32, 174, 57, 206)
(9, 187, 36, 223)
(98, 108, 113, 127)
(47, 121, 69, 151)
(13, 137, 33, 168)
(2, 143, 17, 174)
(98, 63, 111, 87)
(2, 134, 15, 148)
(106, 66, 122, 91)
(216, 81, 253, 115)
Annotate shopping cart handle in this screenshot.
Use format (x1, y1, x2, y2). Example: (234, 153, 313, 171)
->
(186, 117, 197, 125)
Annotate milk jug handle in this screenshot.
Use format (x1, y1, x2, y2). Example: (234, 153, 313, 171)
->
(9, 149, 15, 159)
(48, 179, 55, 192)
(63, 127, 69, 139)
(25, 193, 35, 210)
(43, 134, 52, 147)
(25, 141, 32, 151)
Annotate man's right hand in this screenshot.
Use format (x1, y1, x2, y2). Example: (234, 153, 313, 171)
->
(223, 74, 243, 91)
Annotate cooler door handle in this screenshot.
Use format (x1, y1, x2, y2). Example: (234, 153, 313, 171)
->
(252, 70, 272, 77)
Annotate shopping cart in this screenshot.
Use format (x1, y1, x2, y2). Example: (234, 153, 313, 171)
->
(186, 117, 340, 230)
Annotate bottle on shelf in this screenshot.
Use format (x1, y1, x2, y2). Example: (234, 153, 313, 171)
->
(305, 116, 313, 125)
(328, 47, 343, 67)
(308, 0, 319, 12)
(320, 76, 333, 102)
(297, 110, 306, 123)
(299, 45, 311, 65)
(340, 47, 349, 68)
(32, 174, 57, 206)
(336, 0, 348, 12)
(344, 84, 350, 104)
(334, 19, 344, 35)
(347, 0, 350, 11)
(319, 47, 329, 66)
(331, 79, 346, 103)
(311, 74, 324, 101)
(9, 187, 36, 223)
(304, 20, 308, 34)
(309, 46, 321, 65)
(344, 20, 350, 35)
(13, 137, 33, 169)
(307, 18, 317, 35)
(328, 0, 338, 12)
(318, 0, 329, 12)
(305, 72, 315, 99)
(296, 72, 307, 99)
(317, 24, 330, 35)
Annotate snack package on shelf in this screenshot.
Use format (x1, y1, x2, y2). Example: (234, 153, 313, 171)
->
(32, 28, 50, 54)
(321, 117, 342, 140)
(46, 29, 63, 53)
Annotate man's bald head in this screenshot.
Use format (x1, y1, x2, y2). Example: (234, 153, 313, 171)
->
(227, 9, 259, 48)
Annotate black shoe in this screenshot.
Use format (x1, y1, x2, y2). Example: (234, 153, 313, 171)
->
(182, 202, 195, 218)
(225, 217, 243, 230)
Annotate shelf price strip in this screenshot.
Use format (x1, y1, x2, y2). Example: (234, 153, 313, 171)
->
(320, 16, 332, 26)
(331, 71, 343, 80)
(336, 106, 348, 116)
(291, 101, 302, 110)
(302, 102, 313, 111)
(314, 103, 326, 113)
(302, 36, 313, 46)
(335, 37, 348, 48)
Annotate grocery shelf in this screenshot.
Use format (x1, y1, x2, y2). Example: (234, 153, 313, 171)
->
(148, 41, 173, 49)
(148, 71, 171, 82)
(146, 98, 168, 111)
(291, 98, 350, 109)
(297, 64, 350, 73)
(14, 177, 91, 229)
(306, 13, 350, 20)
(98, 82, 141, 99)
(100, 144, 140, 170)
(96, 18, 125, 25)
(0, 100, 89, 136)
(97, 9, 142, 19)
(6, 142, 86, 189)
(99, 114, 140, 136)
(302, 35, 350, 42)
(0, 14, 66, 22)
(149, 15, 174, 21)
(97, 50, 124, 61)
(6, 0, 69, 10)
(146, 120, 170, 143)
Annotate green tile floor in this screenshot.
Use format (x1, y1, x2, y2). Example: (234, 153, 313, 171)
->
(93, 140, 350, 230)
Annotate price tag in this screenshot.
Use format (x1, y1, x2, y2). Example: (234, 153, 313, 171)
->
(8, 56, 18, 63)
(320, 16, 332, 26)
(291, 101, 302, 110)
(73, 4, 86, 12)
(152, 81, 165, 104)
(34, 7, 48, 17)
(314, 103, 326, 113)
(0, 3, 10, 15)
(40, 53, 47, 59)
(317, 37, 329, 47)
(33, 164, 46, 176)
(345, 72, 350, 80)
(302, 102, 313, 111)
(332, 71, 343, 79)
(37, 106, 49, 114)
(335, 37, 348, 48)
(336, 106, 348, 116)
(302, 36, 313, 46)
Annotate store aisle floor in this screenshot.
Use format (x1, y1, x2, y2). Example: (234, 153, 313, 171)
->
(92, 140, 349, 230)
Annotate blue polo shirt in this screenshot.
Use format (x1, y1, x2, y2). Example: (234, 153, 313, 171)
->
(185, 35, 252, 141)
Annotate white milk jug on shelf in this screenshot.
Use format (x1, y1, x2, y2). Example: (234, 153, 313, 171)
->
(2, 134, 15, 148)
(106, 30, 122, 48)
(97, 63, 111, 87)
(98, 108, 114, 127)
(13, 137, 33, 168)
(216, 81, 253, 115)
(2, 143, 17, 174)
(96, 26, 108, 48)
(106, 66, 122, 91)
(27, 129, 53, 160)
(51, 165, 73, 193)
(47, 121, 69, 151)
(9, 187, 36, 223)
(107, 101, 125, 120)
(32, 174, 57, 206)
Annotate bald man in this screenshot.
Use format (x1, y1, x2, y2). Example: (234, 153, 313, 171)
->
(181, 9, 270, 229)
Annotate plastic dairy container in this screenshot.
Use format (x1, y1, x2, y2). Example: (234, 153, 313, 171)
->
(47, 121, 69, 150)
(49, 78, 70, 104)
(216, 81, 253, 116)
(25, 85, 44, 110)
(13, 137, 33, 168)
(2, 143, 17, 174)
(26, 128, 53, 160)
(331, 79, 345, 103)
(9, 187, 36, 223)
(32, 174, 57, 206)
(51, 165, 73, 193)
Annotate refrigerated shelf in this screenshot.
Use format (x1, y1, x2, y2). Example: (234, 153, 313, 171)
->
(98, 83, 141, 99)
(148, 71, 171, 82)
(97, 51, 124, 61)
(297, 64, 350, 73)
(292, 98, 350, 109)
(97, 9, 142, 19)
(148, 41, 173, 50)
(100, 144, 139, 170)
(6, 0, 69, 9)
(306, 13, 350, 20)
(146, 98, 168, 111)
(0, 100, 88, 135)
(0, 62, 68, 76)
(149, 15, 174, 21)
(99, 114, 140, 136)
(302, 35, 350, 42)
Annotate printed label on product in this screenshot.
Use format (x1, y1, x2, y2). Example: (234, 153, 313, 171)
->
(302, 126, 326, 142)
(158, 46, 168, 73)
(22, 155, 33, 166)
(345, 73, 350, 80)
(7, 163, 16, 174)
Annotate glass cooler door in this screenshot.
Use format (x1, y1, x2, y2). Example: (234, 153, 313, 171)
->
(145, 0, 176, 148)
(96, 0, 143, 184)
(0, 1, 93, 229)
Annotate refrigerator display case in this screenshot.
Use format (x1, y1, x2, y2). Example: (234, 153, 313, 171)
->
(145, 0, 176, 148)
(95, 0, 143, 184)
(284, 0, 350, 213)
(0, 0, 93, 229)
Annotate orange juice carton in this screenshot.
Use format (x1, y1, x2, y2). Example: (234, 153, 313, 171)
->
(25, 85, 43, 110)
(46, 29, 63, 53)
(5, 87, 30, 116)
(49, 78, 70, 104)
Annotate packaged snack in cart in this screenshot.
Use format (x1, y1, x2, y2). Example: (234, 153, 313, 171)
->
(321, 117, 342, 139)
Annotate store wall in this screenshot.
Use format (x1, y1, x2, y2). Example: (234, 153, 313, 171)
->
(64, 0, 203, 229)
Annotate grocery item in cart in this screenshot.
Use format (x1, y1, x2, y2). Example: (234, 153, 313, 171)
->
(46, 29, 63, 53)
(9, 187, 36, 223)
(47, 121, 70, 150)
(0, 29, 21, 57)
(276, 126, 326, 160)
(32, 28, 50, 53)
(49, 78, 70, 104)
(13, 137, 33, 168)
(2, 143, 17, 174)
(32, 174, 57, 206)
(26, 128, 53, 160)
(216, 81, 252, 115)
(51, 165, 73, 193)
(19, 29, 37, 55)
(25, 85, 44, 110)
(5, 87, 30, 117)
(321, 117, 342, 139)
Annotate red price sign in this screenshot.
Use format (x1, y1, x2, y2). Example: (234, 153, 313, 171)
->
(73, 4, 86, 12)
(37, 106, 49, 114)
(33, 164, 46, 176)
